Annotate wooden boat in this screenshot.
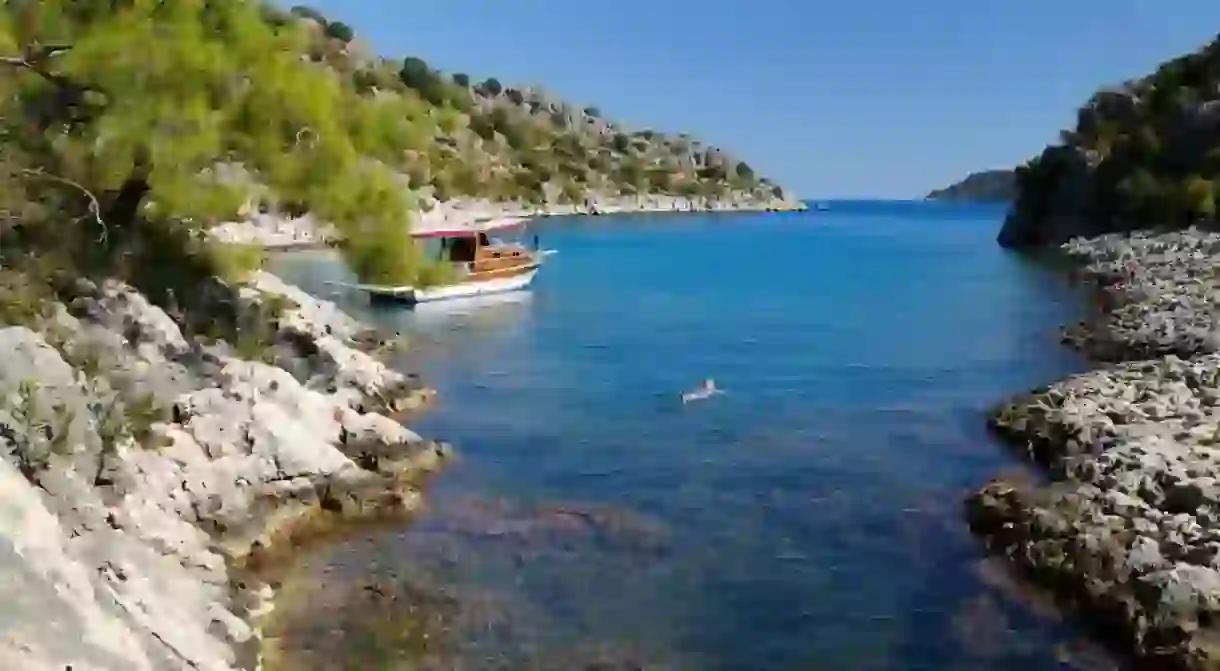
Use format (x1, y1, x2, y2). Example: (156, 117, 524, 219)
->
(339, 216, 550, 305)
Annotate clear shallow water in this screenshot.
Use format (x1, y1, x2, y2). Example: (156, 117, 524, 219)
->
(269, 201, 1113, 670)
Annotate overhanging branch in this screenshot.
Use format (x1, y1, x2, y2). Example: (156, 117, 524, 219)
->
(19, 168, 108, 244)
(0, 53, 75, 89)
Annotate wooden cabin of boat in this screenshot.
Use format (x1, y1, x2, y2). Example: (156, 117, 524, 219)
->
(419, 217, 539, 278)
(345, 216, 547, 304)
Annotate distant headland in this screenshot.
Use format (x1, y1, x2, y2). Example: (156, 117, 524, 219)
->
(924, 169, 1016, 203)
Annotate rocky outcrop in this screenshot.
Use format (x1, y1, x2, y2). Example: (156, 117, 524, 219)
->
(970, 228, 1220, 669)
(0, 272, 444, 669)
(996, 146, 1109, 248)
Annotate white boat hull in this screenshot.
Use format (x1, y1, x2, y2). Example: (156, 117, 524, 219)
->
(345, 269, 539, 305)
(413, 269, 539, 303)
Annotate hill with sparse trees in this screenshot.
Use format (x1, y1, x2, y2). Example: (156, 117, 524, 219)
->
(0, 0, 798, 299)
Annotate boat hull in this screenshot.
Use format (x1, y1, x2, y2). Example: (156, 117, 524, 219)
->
(360, 268, 539, 305)
(413, 268, 538, 303)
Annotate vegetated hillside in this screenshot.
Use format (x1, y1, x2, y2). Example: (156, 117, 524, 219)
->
(925, 169, 1015, 202)
(0, 1, 794, 301)
(279, 4, 791, 210)
(999, 33, 1220, 247)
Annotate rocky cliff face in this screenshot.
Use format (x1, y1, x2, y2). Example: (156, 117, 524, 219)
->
(0, 271, 442, 669)
(997, 146, 1107, 247)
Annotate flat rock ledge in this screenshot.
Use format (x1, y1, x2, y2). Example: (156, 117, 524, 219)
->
(0, 271, 446, 670)
(969, 228, 1220, 670)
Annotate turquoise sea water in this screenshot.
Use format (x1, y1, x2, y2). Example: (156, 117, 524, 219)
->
(270, 201, 1109, 670)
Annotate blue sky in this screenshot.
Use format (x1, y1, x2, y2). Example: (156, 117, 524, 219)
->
(305, 1, 1220, 198)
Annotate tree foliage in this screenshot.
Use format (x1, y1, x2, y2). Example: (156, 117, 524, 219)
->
(0, 0, 423, 286)
(324, 20, 354, 43)
(288, 5, 327, 24)
(1011, 35, 1220, 233)
(479, 77, 502, 96)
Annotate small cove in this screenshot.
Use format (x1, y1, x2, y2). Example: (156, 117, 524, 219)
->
(265, 201, 1115, 670)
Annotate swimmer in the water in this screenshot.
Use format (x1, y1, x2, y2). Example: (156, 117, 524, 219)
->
(681, 378, 722, 404)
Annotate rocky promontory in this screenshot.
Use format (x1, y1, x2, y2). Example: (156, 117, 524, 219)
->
(0, 269, 444, 670)
(969, 229, 1220, 669)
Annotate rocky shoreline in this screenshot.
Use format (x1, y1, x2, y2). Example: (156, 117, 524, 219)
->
(968, 228, 1220, 669)
(210, 194, 807, 249)
(0, 269, 446, 670)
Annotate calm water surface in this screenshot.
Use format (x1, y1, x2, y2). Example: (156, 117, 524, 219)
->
(269, 201, 1109, 670)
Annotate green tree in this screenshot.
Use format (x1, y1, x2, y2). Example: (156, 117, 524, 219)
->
(502, 124, 530, 150)
(469, 114, 497, 141)
(399, 56, 434, 90)
(505, 88, 525, 105)
(698, 165, 728, 181)
(1183, 175, 1216, 220)
(399, 56, 449, 105)
(612, 133, 631, 153)
(430, 172, 454, 202)
(288, 5, 328, 24)
(0, 0, 422, 287)
(646, 167, 674, 192)
(1131, 125, 1162, 162)
(445, 84, 474, 112)
(1203, 146, 1220, 173)
(480, 77, 503, 96)
(1116, 168, 1166, 220)
(676, 180, 702, 198)
(558, 180, 585, 204)
(735, 161, 754, 180)
(323, 21, 354, 43)
(452, 72, 470, 87)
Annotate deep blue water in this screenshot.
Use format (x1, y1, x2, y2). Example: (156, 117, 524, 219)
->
(270, 201, 1107, 670)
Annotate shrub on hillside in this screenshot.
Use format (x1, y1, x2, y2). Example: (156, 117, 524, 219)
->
(480, 77, 503, 96)
(324, 21, 354, 42)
